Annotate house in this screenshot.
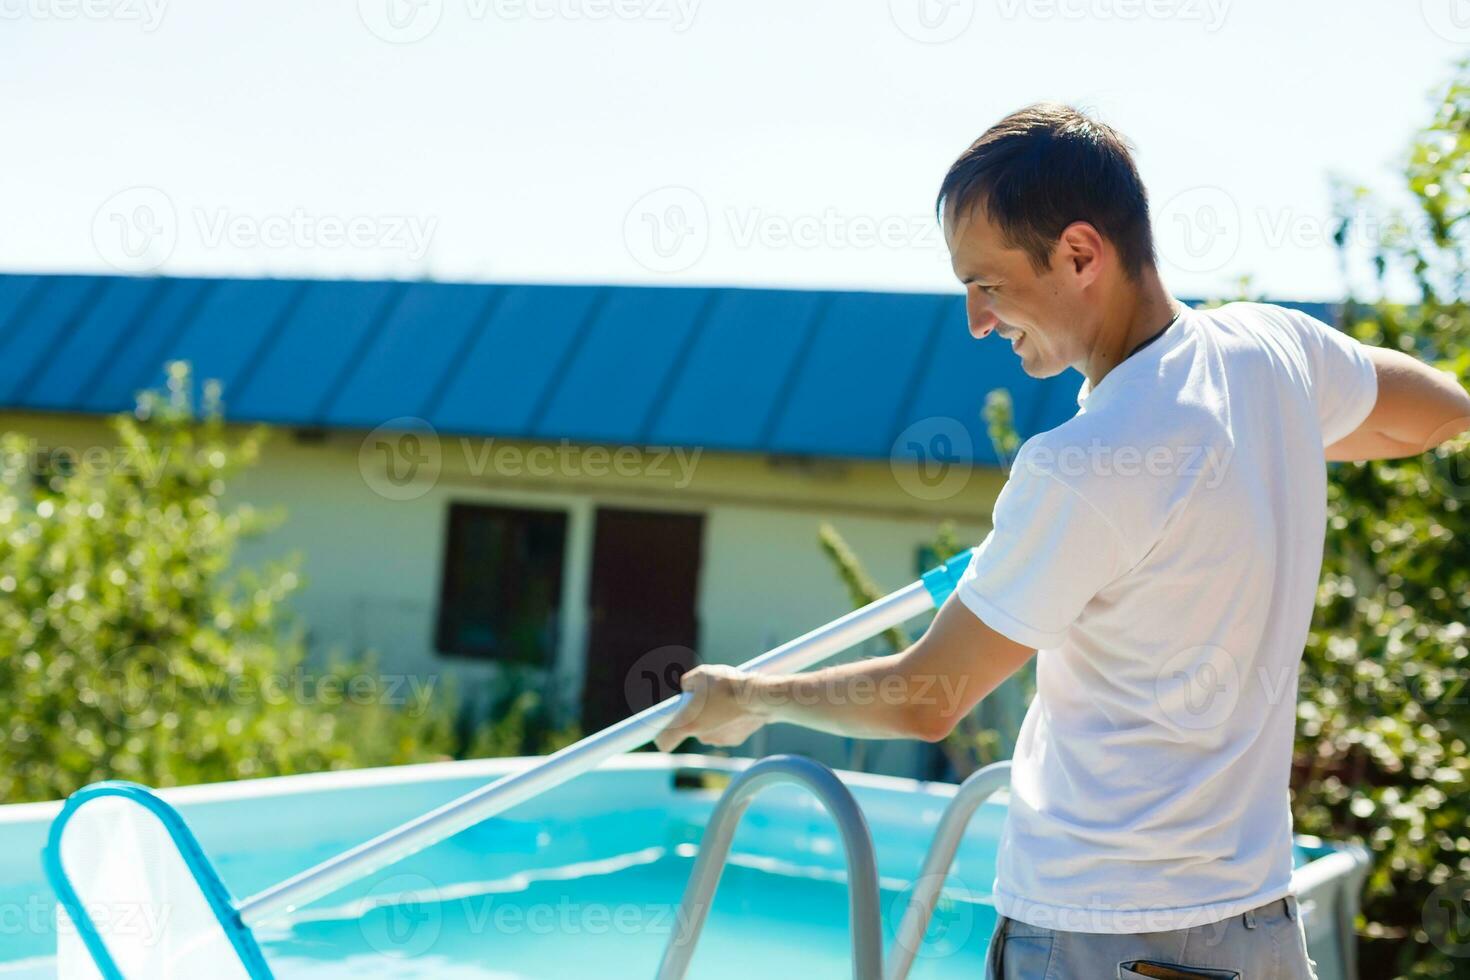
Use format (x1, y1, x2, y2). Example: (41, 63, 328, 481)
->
(0, 273, 1336, 778)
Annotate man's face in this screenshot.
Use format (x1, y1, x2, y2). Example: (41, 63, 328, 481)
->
(942, 205, 1089, 379)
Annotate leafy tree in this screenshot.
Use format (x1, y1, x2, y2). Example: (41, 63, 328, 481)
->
(0, 364, 457, 802)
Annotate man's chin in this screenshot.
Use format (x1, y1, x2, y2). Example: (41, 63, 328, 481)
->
(1017, 356, 1064, 380)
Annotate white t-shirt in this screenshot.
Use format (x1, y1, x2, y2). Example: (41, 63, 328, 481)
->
(955, 302, 1378, 933)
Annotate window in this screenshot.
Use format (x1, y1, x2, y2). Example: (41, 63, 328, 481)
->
(435, 503, 568, 664)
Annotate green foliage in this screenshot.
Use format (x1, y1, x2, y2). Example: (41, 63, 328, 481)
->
(0, 364, 457, 802)
(817, 522, 912, 653)
(1291, 61, 1470, 979)
(982, 389, 1021, 467)
(462, 667, 581, 759)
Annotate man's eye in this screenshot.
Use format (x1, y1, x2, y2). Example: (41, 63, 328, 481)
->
(977, 284, 998, 295)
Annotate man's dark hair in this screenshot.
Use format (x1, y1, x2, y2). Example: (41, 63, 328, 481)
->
(936, 103, 1156, 279)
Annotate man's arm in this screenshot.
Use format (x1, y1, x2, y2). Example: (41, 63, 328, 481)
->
(1326, 346, 1470, 462)
(652, 596, 1034, 751)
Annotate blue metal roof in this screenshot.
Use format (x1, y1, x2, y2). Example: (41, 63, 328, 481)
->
(0, 273, 1338, 466)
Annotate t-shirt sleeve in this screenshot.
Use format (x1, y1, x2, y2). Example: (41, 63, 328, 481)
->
(1284, 308, 1379, 446)
(954, 459, 1129, 650)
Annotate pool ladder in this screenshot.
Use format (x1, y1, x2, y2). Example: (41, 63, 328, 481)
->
(656, 756, 1012, 980)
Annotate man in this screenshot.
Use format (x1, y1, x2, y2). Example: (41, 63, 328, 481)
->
(654, 104, 1470, 978)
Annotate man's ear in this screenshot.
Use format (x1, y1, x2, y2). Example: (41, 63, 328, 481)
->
(1056, 221, 1105, 286)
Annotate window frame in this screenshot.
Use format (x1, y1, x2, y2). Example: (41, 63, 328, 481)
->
(433, 500, 569, 666)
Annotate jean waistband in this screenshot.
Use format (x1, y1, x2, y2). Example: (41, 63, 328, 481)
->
(1241, 894, 1297, 929)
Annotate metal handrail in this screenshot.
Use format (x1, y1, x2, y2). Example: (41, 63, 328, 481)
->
(886, 760, 1012, 980)
(656, 755, 885, 980)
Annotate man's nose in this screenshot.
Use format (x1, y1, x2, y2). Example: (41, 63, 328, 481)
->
(966, 295, 998, 339)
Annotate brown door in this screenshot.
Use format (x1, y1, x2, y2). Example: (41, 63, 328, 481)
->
(581, 507, 704, 732)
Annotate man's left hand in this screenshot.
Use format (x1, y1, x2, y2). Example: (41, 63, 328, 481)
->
(653, 664, 767, 752)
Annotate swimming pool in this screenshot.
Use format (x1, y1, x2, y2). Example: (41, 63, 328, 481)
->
(0, 754, 1368, 978)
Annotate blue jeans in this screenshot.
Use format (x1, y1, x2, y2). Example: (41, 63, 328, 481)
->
(984, 896, 1318, 979)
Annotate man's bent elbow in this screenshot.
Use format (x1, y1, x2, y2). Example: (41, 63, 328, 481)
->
(904, 703, 959, 743)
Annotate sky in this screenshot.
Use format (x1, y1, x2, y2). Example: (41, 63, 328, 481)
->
(0, 0, 1463, 301)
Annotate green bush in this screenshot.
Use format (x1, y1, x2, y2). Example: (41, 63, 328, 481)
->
(1290, 61, 1470, 979)
(462, 667, 581, 760)
(0, 364, 457, 802)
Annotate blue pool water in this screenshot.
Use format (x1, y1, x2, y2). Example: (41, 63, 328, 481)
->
(256, 856, 993, 978)
(0, 756, 1362, 978)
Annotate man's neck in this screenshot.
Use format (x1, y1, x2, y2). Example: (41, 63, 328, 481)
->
(1082, 268, 1179, 389)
